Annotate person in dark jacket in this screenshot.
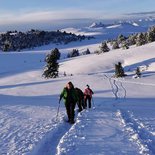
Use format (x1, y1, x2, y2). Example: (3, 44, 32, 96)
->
(84, 84, 94, 108)
(59, 81, 78, 124)
(75, 87, 85, 112)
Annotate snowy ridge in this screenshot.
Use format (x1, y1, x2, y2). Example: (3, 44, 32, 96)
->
(117, 110, 155, 155)
(88, 18, 155, 30)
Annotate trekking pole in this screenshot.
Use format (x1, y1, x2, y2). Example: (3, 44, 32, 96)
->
(56, 100, 61, 120)
(92, 96, 95, 108)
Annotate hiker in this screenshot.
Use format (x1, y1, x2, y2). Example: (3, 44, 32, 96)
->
(84, 85, 94, 108)
(59, 81, 78, 124)
(75, 87, 85, 112)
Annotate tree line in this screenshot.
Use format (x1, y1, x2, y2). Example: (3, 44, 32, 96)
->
(95, 25, 155, 54)
(0, 29, 93, 52)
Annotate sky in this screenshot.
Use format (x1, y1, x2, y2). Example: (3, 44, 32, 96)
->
(0, 0, 155, 31)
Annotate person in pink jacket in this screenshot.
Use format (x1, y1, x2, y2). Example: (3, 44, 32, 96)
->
(84, 85, 94, 108)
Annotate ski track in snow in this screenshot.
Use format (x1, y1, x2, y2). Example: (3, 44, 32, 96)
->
(102, 74, 127, 105)
(117, 110, 155, 155)
(103, 74, 155, 154)
(105, 75, 155, 155)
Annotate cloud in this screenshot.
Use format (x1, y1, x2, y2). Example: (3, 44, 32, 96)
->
(126, 11, 155, 16)
(0, 10, 108, 31)
(0, 10, 98, 25)
(1, 9, 150, 31)
(0, 9, 126, 26)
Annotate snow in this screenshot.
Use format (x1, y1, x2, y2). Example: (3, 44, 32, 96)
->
(0, 24, 155, 155)
(132, 22, 139, 27)
(106, 24, 122, 29)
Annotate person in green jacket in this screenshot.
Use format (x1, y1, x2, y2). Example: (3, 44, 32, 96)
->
(59, 81, 78, 124)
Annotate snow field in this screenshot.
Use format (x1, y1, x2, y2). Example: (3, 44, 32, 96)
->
(0, 29, 155, 154)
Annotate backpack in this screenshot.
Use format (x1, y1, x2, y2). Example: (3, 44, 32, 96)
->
(75, 88, 84, 99)
(84, 88, 93, 97)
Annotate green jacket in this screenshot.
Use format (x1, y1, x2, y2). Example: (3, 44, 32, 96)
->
(60, 87, 78, 104)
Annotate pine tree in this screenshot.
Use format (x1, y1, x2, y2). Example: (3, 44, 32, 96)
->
(121, 41, 129, 50)
(115, 64, 120, 77)
(112, 41, 119, 49)
(67, 49, 79, 58)
(115, 62, 125, 77)
(136, 33, 147, 46)
(51, 48, 61, 60)
(147, 26, 155, 43)
(135, 67, 141, 78)
(117, 34, 126, 44)
(43, 49, 59, 78)
(127, 34, 137, 46)
(3, 40, 11, 52)
(99, 42, 110, 53)
(82, 48, 91, 55)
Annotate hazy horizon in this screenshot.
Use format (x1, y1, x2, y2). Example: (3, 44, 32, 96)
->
(0, 15, 155, 33)
(0, 0, 155, 32)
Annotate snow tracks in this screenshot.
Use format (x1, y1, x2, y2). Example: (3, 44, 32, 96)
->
(55, 108, 139, 155)
(30, 116, 72, 155)
(104, 74, 155, 155)
(117, 110, 155, 155)
(0, 105, 63, 155)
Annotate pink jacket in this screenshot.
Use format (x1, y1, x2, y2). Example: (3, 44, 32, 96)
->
(84, 88, 94, 97)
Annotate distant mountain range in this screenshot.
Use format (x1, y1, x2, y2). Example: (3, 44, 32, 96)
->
(89, 17, 155, 29)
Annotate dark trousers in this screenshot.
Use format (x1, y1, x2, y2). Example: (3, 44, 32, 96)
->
(65, 102, 76, 122)
(77, 98, 85, 111)
(84, 95, 92, 108)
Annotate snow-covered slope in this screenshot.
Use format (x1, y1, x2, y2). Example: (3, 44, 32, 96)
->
(59, 42, 155, 75)
(0, 29, 155, 155)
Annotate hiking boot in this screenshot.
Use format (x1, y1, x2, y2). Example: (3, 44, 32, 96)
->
(78, 109, 82, 112)
(67, 119, 70, 123)
(70, 120, 75, 124)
